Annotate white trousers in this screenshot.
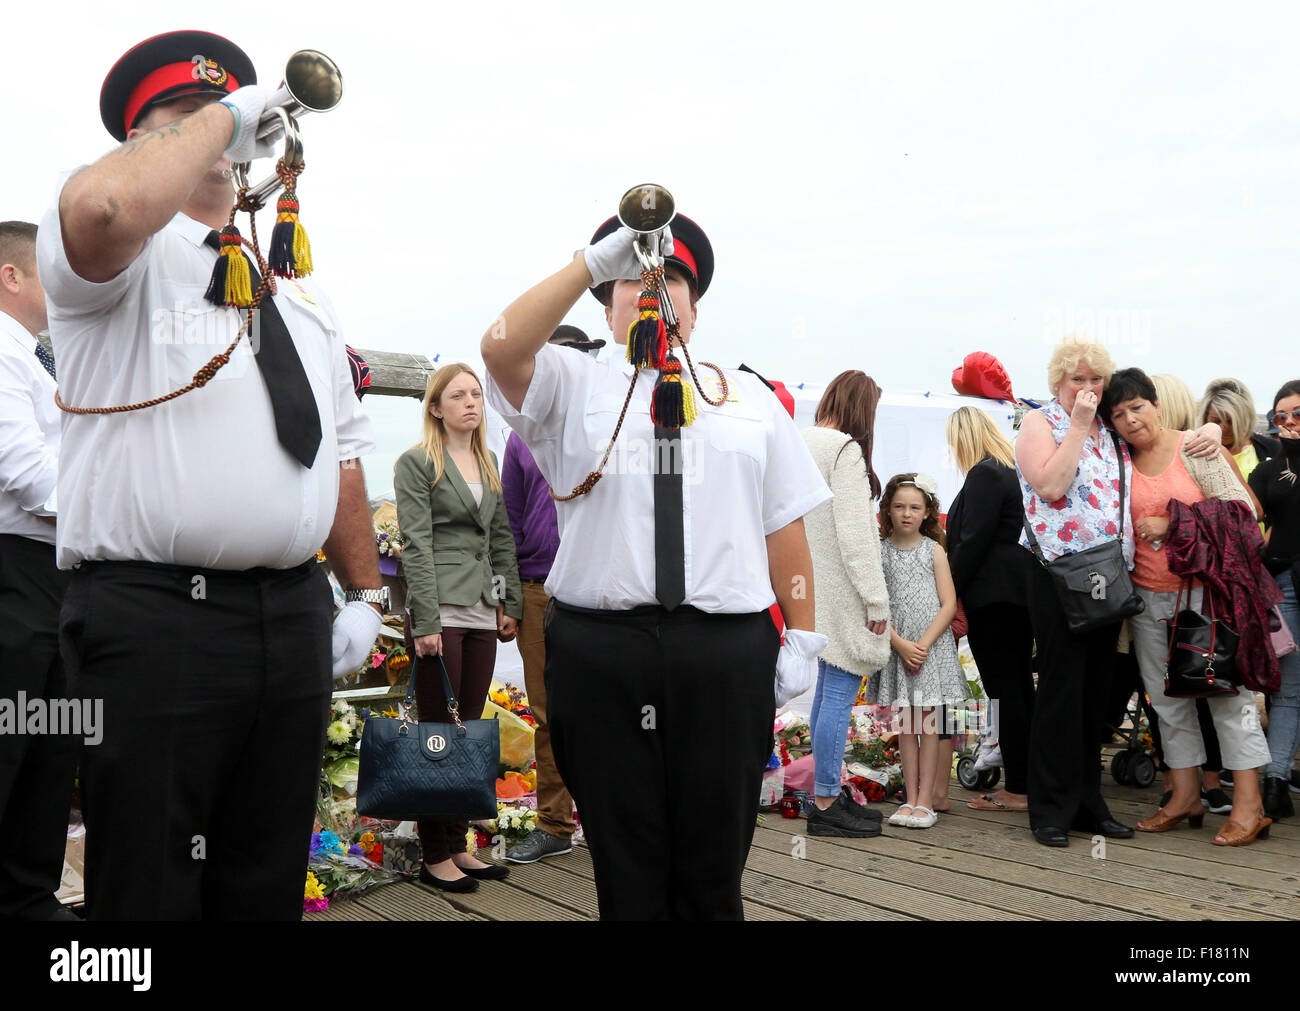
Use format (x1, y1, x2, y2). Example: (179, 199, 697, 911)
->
(1130, 585, 1270, 770)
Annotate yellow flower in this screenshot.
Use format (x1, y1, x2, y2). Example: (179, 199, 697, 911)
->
(304, 872, 324, 900)
(315, 549, 326, 562)
(326, 721, 351, 745)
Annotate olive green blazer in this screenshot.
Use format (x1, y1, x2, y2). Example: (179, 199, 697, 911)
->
(394, 445, 523, 636)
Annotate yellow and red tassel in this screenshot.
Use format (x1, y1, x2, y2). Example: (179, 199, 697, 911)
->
(627, 289, 669, 369)
(269, 171, 313, 279)
(204, 223, 253, 307)
(651, 354, 698, 429)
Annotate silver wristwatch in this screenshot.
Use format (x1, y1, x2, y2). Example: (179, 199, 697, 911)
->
(345, 586, 390, 612)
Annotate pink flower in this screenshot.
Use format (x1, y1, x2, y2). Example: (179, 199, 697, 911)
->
(304, 897, 329, 913)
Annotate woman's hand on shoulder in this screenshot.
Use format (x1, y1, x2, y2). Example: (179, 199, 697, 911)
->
(1185, 422, 1223, 458)
(414, 633, 442, 657)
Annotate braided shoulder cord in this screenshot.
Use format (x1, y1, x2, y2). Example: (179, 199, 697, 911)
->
(55, 191, 276, 416)
(550, 366, 641, 502)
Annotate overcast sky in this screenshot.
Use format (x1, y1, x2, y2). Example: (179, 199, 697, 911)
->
(8, 1, 1299, 489)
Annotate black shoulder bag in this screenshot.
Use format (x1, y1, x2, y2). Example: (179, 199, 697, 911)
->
(1162, 581, 1239, 698)
(1022, 429, 1145, 634)
(356, 653, 500, 822)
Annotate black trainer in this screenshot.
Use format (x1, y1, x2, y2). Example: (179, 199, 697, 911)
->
(1263, 777, 1294, 820)
(838, 787, 884, 822)
(807, 799, 882, 838)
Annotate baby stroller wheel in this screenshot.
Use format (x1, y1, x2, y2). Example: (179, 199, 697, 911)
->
(1110, 751, 1132, 785)
(1129, 752, 1156, 788)
(976, 768, 1001, 790)
(956, 755, 980, 790)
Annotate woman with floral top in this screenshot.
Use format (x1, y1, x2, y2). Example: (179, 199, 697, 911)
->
(1015, 338, 1220, 848)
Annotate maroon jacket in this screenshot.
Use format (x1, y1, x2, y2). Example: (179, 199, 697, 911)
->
(1166, 498, 1281, 694)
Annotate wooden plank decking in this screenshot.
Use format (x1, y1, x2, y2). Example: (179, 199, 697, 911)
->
(306, 772, 1300, 922)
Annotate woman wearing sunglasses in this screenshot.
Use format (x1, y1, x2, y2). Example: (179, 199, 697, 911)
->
(1248, 380, 1300, 821)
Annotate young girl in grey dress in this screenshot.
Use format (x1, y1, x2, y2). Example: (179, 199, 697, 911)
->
(866, 474, 965, 829)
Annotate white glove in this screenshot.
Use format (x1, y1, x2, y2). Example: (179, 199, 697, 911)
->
(581, 224, 674, 286)
(331, 600, 383, 681)
(219, 85, 276, 164)
(775, 628, 828, 708)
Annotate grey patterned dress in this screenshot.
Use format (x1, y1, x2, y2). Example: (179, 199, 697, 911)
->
(865, 537, 966, 709)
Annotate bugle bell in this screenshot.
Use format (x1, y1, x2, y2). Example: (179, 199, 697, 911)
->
(232, 49, 343, 208)
(617, 183, 679, 328)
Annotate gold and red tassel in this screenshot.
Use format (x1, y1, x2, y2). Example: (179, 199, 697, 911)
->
(204, 222, 253, 307)
(650, 354, 698, 429)
(269, 163, 313, 278)
(627, 289, 669, 369)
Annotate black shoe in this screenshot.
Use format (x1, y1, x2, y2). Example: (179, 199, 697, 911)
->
(1263, 777, 1294, 820)
(418, 864, 479, 893)
(1032, 826, 1069, 847)
(1158, 790, 1173, 809)
(1092, 818, 1135, 839)
(1202, 788, 1233, 815)
(1220, 769, 1234, 787)
(1290, 770, 1300, 794)
(807, 800, 882, 838)
(838, 787, 884, 822)
(459, 861, 510, 881)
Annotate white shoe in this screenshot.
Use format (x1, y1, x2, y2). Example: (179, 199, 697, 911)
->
(906, 806, 938, 829)
(973, 743, 1003, 772)
(887, 804, 915, 827)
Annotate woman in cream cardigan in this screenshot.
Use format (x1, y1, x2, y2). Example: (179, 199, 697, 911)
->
(801, 371, 891, 838)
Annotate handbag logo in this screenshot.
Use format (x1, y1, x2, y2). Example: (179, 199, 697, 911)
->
(1088, 572, 1108, 599)
(427, 734, 447, 753)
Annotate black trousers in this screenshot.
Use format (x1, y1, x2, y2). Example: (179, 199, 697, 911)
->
(0, 534, 75, 919)
(965, 602, 1035, 795)
(545, 602, 779, 921)
(60, 559, 333, 920)
(1026, 562, 1120, 831)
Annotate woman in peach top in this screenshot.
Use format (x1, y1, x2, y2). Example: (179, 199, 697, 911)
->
(1103, 368, 1272, 846)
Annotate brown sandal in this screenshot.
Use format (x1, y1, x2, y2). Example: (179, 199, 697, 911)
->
(1213, 817, 1272, 846)
(1136, 805, 1206, 832)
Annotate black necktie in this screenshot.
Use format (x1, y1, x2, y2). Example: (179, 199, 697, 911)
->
(654, 423, 685, 610)
(34, 342, 57, 380)
(205, 230, 322, 467)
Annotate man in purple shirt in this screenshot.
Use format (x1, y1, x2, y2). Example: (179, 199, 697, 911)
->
(501, 325, 604, 863)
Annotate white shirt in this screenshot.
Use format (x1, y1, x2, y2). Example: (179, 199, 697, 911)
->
(0, 310, 60, 544)
(37, 172, 376, 570)
(485, 343, 830, 611)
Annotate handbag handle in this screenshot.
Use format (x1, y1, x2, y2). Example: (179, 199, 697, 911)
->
(402, 650, 468, 733)
(1022, 426, 1128, 562)
(1164, 580, 1219, 670)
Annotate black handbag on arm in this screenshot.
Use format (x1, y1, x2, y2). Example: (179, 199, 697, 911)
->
(1162, 581, 1240, 698)
(356, 652, 499, 821)
(1021, 428, 1145, 634)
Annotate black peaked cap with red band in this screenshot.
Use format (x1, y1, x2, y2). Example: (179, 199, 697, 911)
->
(100, 30, 256, 141)
(588, 213, 714, 305)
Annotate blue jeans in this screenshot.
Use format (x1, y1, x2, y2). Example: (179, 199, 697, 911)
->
(1267, 575, 1300, 780)
(809, 659, 864, 798)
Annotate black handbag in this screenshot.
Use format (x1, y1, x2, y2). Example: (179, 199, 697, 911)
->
(356, 653, 500, 821)
(1021, 429, 1145, 634)
(1162, 582, 1240, 698)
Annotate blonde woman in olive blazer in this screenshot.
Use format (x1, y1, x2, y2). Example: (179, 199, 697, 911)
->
(393, 363, 522, 893)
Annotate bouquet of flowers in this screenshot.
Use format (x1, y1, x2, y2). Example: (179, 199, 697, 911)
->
(304, 830, 396, 912)
(375, 519, 405, 559)
(489, 682, 536, 727)
(846, 707, 898, 768)
(486, 803, 538, 845)
(769, 710, 811, 769)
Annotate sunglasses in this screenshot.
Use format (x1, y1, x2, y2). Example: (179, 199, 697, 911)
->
(1272, 410, 1300, 426)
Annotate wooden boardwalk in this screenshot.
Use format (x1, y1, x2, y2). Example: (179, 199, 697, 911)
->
(306, 773, 1300, 922)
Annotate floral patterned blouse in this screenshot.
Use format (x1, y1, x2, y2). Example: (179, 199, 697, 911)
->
(1017, 399, 1135, 568)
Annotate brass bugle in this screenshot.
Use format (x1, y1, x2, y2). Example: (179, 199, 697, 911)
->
(255, 50, 344, 141)
(232, 50, 343, 208)
(617, 183, 679, 328)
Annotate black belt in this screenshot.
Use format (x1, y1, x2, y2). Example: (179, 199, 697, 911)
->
(78, 557, 318, 582)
